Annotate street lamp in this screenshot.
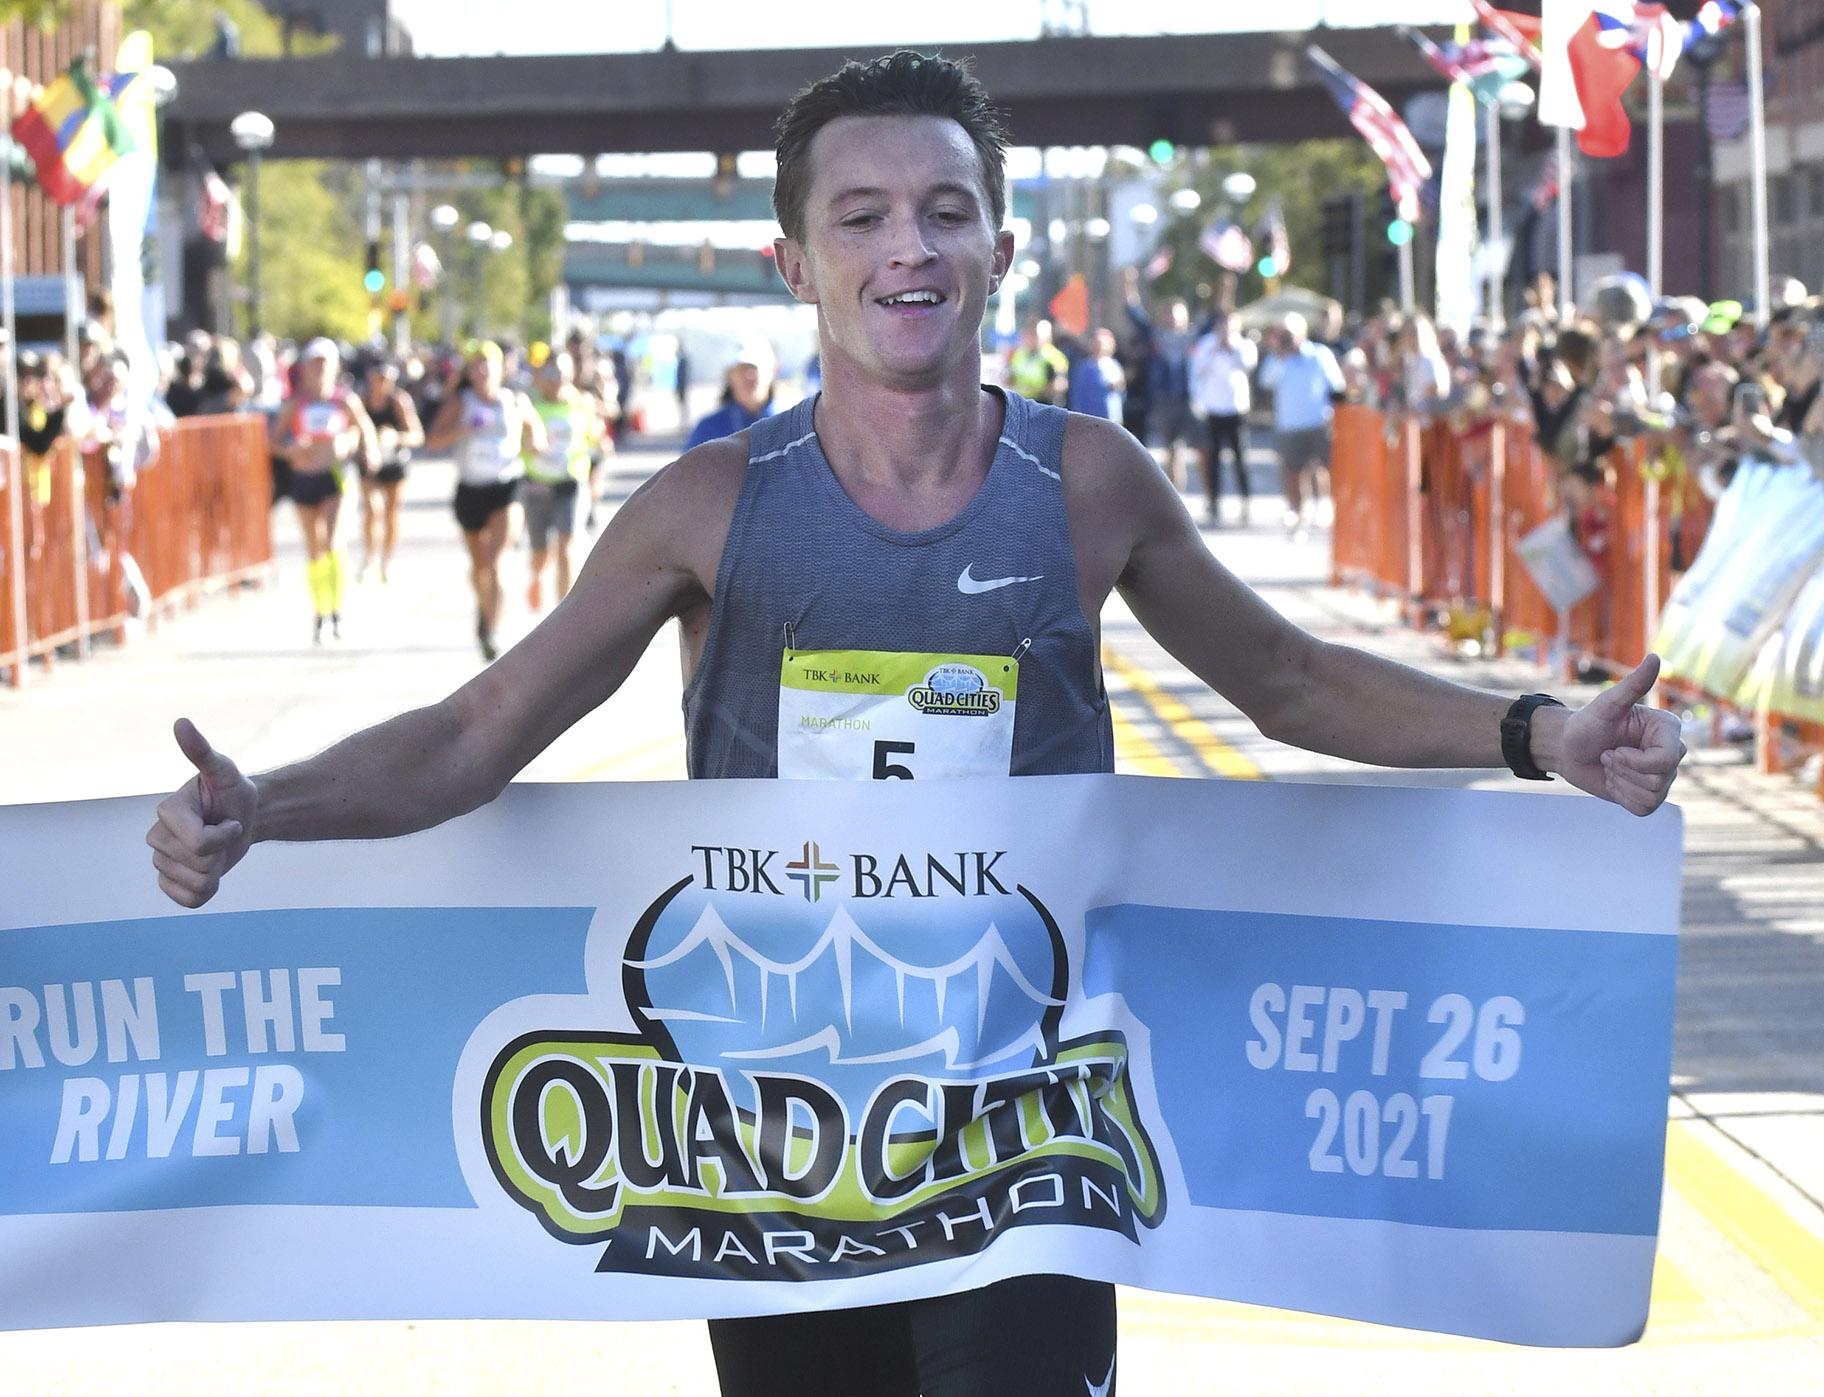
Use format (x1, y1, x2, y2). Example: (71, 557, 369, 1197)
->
(466, 221, 494, 337)
(429, 205, 460, 342)
(1169, 188, 1202, 213)
(229, 110, 275, 337)
(1220, 172, 1256, 204)
(490, 229, 512, 253)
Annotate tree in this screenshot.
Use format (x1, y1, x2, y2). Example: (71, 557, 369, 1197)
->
(1136, 139, 1393, 317)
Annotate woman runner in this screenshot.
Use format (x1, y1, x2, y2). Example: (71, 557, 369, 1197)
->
(357, 358, 424, 584)
(521, 351, 601, 612)
(425, 341, 544, 660)
(272, 339, 375, 643)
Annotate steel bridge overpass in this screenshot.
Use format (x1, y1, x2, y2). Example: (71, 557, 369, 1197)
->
(165, 28, 1437, 165)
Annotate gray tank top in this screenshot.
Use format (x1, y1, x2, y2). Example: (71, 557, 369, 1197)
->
(684, 388, 1112, 779)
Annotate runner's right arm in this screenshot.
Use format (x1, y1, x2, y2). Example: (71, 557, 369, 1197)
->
(147, 438, 748, 908)
(422, 393, 467, 453)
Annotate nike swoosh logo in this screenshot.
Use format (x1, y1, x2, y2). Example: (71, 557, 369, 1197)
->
(958, 565, 1044, 595)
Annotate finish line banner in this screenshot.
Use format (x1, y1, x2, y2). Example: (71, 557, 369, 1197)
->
(0, 777, 1681, 1347)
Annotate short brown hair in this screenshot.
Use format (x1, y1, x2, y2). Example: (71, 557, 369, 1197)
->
(772, 50, 1010, 244)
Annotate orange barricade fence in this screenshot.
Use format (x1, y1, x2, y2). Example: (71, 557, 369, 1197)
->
(1, 413, 273, 687)
(1328, 407, 1819, 799)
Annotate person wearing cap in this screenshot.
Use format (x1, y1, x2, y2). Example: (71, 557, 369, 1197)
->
(685, 340, 778, 448)
(425, 340, 545, 661)
(521, 351, 601, 612)
(272, 339, 376, 643)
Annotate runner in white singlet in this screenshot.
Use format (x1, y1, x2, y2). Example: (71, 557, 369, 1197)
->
(424, 341, 545, 660)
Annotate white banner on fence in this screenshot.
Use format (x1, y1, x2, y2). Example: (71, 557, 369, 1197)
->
(0, 777, 1682, 1347)
(1656, 459, 1824, 695)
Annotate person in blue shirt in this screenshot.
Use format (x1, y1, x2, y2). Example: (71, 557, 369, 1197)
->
(1257, 311, 1345, 535)
(1063, 328, 1125, 422)
(685, 340, 780, 448)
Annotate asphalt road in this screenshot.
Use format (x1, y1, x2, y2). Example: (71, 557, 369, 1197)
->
(2, 437, 1820, 1393)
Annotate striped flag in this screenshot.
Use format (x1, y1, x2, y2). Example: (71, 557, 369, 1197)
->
(1198, 218, 1253, 274)
(9, 55, 134, 207)
(1687, 1, 1743, 47)
(1141, 241, 1174, 283)
(1260, 200, 1290, 277)
(1307, 45, 1432, 224)
(1591, 3, 1686, 81)
(1400, 26, 1531, 106)
(1470, 2, 1544, 69)
(1705, 79, 1752, 143)
(1529, 151, 1562, 212)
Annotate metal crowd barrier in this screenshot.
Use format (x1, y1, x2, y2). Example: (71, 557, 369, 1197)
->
(1328, 403, 1822, 798)
(1, 413, 274, 687)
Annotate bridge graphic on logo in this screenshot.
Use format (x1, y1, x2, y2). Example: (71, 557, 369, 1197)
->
(785, 840, 839, 902)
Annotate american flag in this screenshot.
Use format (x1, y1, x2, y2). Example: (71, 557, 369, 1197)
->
(1261, 200, 1291, 277)
(1400, 25, 1531, 105)
(1307, 45, 1432, 225)
(1705, 79, 1752, 143)
(1593, 0, 1741, 82)
(1592, 3, 1685, 82)
(199, 167, 234, 244)
(1198, 218, 1253, 274)
(1469, 2, 1543, 69)
(1528, 151, 1562, 213)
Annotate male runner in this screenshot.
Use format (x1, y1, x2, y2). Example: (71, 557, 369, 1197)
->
(148, 51, 1685, 1397)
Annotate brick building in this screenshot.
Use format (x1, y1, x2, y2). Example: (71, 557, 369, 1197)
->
(1714, 0, 1824, 299)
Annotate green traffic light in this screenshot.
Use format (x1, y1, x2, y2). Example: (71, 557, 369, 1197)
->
(1256, 255, 1278, 278)
(1148, 139, 1175, 165)
(1386, 219, 1414, 247)
(363, 269, 386, 293)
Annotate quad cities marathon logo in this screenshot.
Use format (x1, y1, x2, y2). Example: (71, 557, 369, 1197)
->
(908, 663, 1001, 717)
(480, 840, 1165, 1280)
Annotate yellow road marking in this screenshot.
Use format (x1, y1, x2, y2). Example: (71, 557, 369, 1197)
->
(1665, 1119, 1824, 1322)
(1103, 645, 1262, 779)
(1109, 701, 1180, 777)
(560, 732, 682, 782)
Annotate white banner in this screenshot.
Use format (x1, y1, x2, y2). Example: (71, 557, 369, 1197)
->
(0, 777, 1682, 1346)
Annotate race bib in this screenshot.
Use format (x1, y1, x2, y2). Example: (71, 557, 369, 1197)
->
(778, 648, 1019, 780)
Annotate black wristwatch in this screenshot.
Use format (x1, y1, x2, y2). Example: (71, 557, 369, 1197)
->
(1501, 693, 1565, 781)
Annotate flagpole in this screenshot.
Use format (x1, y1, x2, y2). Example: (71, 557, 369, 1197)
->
(1485, 99, 1504, 332)
(61, 204, 79, 365)
(1647, 73, 1664, 302)
(1555, 124, 1574, 318)
(1399, 235, 1416, 314)
(1744, 2, 1769, 327)
(2, 80, 26, 687)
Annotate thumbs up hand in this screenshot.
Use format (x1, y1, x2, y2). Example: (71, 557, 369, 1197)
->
(146, 718, 259, 907)
(1544, 655, 1688, 816)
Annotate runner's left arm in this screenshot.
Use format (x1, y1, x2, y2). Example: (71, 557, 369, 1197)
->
(343, 393, 380, 469)
(1068, 416, 1684, 815)
(393, 388, 425, 451)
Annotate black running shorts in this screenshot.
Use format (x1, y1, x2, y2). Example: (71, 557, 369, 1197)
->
(289, 469, 345, 509)
(707, 1274, 1117, 1396)
(453, 478, 520, 533)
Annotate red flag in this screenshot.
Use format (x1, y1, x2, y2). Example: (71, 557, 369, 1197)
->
(1048, 274, 1089, 338)
(1491, 7, 1641, 158)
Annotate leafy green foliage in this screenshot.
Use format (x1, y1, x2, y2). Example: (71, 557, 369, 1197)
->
(0, 0, 79, 30)
(1140, 139, 1391, 313)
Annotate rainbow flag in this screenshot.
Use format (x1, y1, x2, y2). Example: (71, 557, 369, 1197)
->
(9, 55, 133, 207)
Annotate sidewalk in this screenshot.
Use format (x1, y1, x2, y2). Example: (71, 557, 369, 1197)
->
(2, 445, 1822, 1390)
